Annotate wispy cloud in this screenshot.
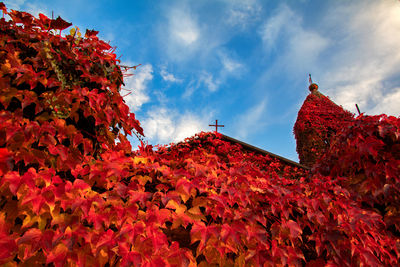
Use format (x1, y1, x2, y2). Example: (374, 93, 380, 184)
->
(369, 87, 400, 116)
(219, 52, 243, 74)
(199, 72, 220, 92)
(162, 4, 203, 62)
(182, 80, 196, 99)
(24, 2, 50, 16)
(257, 1, 400, 118)
(3, 0, 51, 19)
(223, 0, 262, 28)
(259, 5, 293, 50)
(160, 66, 182, 83)
(3, 0, 25, 10)
(235, 100, 267, 139)
(141, 107, 211, 144)
(160, 1, 250, 66)
(183, 71, 221, 98)
(122, 64, 153, 112)
(258, 4, 329, 78)
(319, 1, 400, 115)
(169, 7, 199, 46)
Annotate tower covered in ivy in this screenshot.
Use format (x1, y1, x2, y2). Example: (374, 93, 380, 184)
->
(294, 83, 355, 167)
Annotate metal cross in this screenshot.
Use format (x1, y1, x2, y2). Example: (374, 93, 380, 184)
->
(209, 120, 224, 133)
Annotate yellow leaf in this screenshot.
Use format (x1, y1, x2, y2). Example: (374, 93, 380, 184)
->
(22, 214, 38, 229)
(98, 248, 108, 266)
(137, 175, 152, 186)
(249, 185, 264, 193)
(69, 27, 76, 36)
(188, 206, 202, 216)
(235, 253, 246, 267)
(186, 206, 206, 221)
(133, 157, 147, 165)
(137, 210, 146, 220)
(179, 191, 190, 203)
(192, 196, 208, 207)
(171, 217, 183, 229)
(38, 215, 49, 230)
(166, 199, 186, 215)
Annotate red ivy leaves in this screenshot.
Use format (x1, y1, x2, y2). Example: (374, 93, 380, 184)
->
(0, 2, 6, 14)
(0, 213, 17, 264)
(315, 114, 400, 235)
(50, 16, 72, 31)
(294, 90, 355, 167)
(0, 148, 12, 175)
(85, 29, 99, 37)
(0, 3, 399, 266)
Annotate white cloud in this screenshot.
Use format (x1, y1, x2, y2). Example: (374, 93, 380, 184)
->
(168, 6, 200, 46)
(24, 2, 50, 17)
(257, 4, 329, 82)
(142, 107, 211, 144)
(3, 0, 51, 21)
(285, 31, 328, 73)
(160, 67, 182, 83)
(183, 80, 197, 99)
(161, 2, 241, 65)
(160, 4, 210, 63)
(259, 5, 294, 50)
(3, 0, 25, 10)
(369, 88, 400, 116)
(141, 107, 175, 143)
(122, 64, 153, 112)
(220, 52, 243, 73)
(319, 1, 400, 116)
(199, 72, 220, 92)
(182, 53, 242, 98)
(182, 72, 220, 98)
(224, 0, 262, 28)
(257, 1, 400, 118)
(236, 100, 267, 139)
(174, 113, 207, 142)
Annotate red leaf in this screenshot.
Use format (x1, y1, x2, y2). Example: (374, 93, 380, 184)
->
(115, 182, 128, 198)
(18, 228, 42, 245)
(286, 220, 302, 239)
(38, 13, 51, 27)
(50, 16, 72, 31)
(85, 29, 99, 37)
(9, 10, 33, 25)
(73, 179, 90, 191)
(46, 243, 68, 266)
(0, 148, 13, 175)
(48, 145, 69, 161)
(0, 214, 17, 263)
(0, 3, 7, 14)
(0, 234, 16, 263)
(306, 258, 326, 267)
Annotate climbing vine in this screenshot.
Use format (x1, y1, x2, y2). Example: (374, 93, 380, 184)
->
(0, 4, 399, 266)
(294, 90, 354, 167)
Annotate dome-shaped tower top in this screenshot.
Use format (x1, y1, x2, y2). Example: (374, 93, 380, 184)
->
(294, 83, 354, 167)
(309, 83, 318, 92)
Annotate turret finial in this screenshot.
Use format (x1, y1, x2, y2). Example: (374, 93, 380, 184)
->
(308, 74, 318, 92)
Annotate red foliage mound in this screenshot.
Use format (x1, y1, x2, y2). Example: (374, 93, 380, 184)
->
(0, 4, 143, 168)
(294, 90, 354, 167)
(155, 134, 399, 266)
(315, 115, 400, 235)
(0, 4, 399, 266)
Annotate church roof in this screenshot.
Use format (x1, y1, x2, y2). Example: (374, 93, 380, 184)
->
(220, 134, 308, 169)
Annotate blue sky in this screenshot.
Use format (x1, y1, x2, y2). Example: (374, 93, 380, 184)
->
(5, 0, 400, 161)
